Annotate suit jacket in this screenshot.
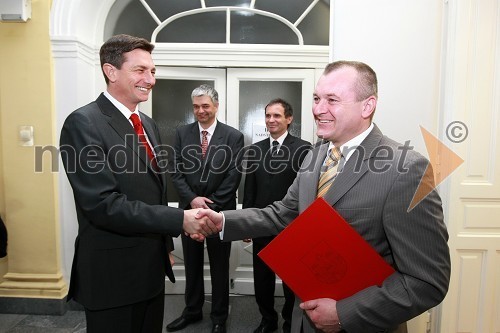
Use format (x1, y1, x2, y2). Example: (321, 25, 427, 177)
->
(170, 121, 244, 211)
(243, 134, 311, 209)
(60, 93, 184, 310)
(223, 124, 450, 333)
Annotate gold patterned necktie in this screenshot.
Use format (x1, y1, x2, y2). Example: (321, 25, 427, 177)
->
(316, 147, 342, 198)
(201, 130, 209, 158)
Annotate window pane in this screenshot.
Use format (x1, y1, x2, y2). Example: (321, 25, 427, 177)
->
(206, 0, 251, 6)
(255, 0, 329, 45)
(105, 0, 157, 40)
(230, 12, 298, 44)
(147, 0, 200, 21)
(152, 79, 213, 201)
(105, 0, 329, 45)
(297, 2, 329, 45)
(238, 81, 302, 147)
(237, 80, 303, 204)
(156, 12, 227, 43)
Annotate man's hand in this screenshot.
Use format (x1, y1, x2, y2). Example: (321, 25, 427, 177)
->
(190, 196, 214, 209)
(188, 209, 224, 242)
(168, 252, 175, 266)
(300, 298, 342, 333)
(183, 208, 219, 241)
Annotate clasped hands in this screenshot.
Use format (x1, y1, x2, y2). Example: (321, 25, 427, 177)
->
(182, 207, 223, 241)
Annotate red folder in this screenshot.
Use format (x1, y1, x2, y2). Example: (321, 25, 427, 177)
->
(258, 198, 395, 301)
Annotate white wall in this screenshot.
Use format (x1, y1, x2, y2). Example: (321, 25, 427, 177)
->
(331, 0, 444, 156)
(330, 2, 446, 331)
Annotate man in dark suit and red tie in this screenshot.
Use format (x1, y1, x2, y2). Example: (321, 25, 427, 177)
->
(59, 34, 215, 333)
(242, 98, 311, 333)
(166, 84, 244, 333)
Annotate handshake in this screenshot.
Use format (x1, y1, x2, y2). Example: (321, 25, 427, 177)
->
(182, 208, 224, 241)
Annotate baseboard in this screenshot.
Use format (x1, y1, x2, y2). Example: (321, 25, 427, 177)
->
(0, 296, 83, 315)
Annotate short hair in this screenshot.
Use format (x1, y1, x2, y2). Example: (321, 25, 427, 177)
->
(265, 98, 294, 118)
(191, 84, 219, 104)
(323, 61, 378, 101)
(265, 98, 293, 128)
(99, 34, 155, 84)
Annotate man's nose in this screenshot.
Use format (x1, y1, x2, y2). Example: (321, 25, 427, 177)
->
(145, 71, 156, 85)
(313, 100, 327, 115)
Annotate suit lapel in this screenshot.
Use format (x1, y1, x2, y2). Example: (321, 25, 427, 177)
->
(302, 142, 329, 207)
(96, 94, 161, 181)
(277, 133, 293, 158)
(322, 125, 384, 205)
(189, 122, 202, 146)
(189, 122, 204, 162)
(204, 121, 224, 164)
(141, 112, 167, 184)
(258, 139, 271, 165)
(141, 114, 159, 148)
(261, 138, 271, 151)
(96, 94, 137, 154)
(281, 133, 295, 148)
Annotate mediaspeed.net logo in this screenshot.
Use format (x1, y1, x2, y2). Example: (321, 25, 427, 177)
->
(408, 122, 467, 211)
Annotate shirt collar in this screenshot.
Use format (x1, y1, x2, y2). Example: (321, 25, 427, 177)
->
(198, 119, 217, 136)
(269, 131, 288, 146)
(104, 91, 140, 120)
(328, 123, 374, 162)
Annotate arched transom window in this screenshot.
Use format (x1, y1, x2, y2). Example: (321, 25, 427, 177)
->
(104, 0, 329, 45)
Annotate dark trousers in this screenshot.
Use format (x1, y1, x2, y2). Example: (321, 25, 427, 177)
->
(181, 233, 232, 324)
(253, 236, 295, 329)
(84, 290, 165, 333)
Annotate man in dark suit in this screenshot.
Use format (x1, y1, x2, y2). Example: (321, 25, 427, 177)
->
(59, 34, 215, 333)
(197, 61, 451, 333)
(166, 85, 244, 333)
(242, 98, 311, 333)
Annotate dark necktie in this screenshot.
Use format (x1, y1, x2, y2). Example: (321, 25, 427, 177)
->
(130, 113, 157, 170)
(201, 130, 209, 159)
(271, 140, 279, 156)
(317, 147, 342, 198)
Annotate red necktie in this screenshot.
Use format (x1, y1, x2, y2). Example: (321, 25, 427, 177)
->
(201, 130, 209, 159)
(130, 113, 157, 170)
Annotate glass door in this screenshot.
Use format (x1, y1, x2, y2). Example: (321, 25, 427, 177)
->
(147, 67, 226, 294)
(226, 68, 315, 295)
(149, 66, 315, 295)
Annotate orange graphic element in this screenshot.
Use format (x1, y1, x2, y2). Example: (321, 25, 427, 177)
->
(408, 126, 464, 211)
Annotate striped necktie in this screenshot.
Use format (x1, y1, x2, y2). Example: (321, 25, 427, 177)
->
(316, 147, 342, 198)
(201, 130, 209, 158)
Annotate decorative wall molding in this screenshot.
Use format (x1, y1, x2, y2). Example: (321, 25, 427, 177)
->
(0, 272, 68, 298)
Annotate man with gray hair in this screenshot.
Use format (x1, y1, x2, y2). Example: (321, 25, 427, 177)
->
(167, 84, 244, 333)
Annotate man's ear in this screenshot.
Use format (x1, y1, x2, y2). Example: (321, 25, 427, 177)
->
(361, 96, 377, 119)
(102, 63, 117, 83)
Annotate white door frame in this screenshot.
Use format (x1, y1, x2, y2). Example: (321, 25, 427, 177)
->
(142, 67, 227, 122)
(153, 66, 318, 294)
(226, 68, 316, 145)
